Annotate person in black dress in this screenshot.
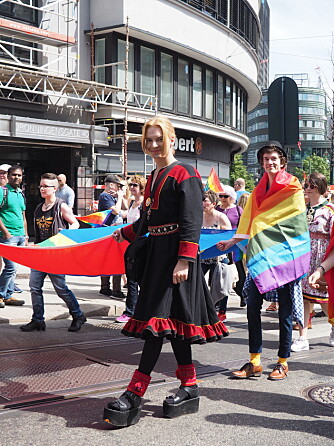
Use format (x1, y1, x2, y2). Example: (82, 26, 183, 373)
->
(104, 116, 228, 427)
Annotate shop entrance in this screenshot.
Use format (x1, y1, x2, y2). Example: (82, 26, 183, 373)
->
(0, 144, 74, 237)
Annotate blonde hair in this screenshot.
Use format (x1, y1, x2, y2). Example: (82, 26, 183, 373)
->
(130, 175, 147, 196)
(237, 193, 249, 209)
(141, 116, 176, 157)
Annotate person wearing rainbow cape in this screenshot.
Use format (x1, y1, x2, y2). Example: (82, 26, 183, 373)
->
(218, 141, 310, 380)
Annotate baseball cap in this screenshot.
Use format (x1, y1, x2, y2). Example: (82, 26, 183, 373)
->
(257, 141, 287, 163)
(0, 164, 11, 172)
(105, 174, 122, 185)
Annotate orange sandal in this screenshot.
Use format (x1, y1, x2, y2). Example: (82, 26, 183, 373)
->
(265, 303, 278, 312)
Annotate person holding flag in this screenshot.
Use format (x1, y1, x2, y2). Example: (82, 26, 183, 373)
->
(217, 141, 310, 381)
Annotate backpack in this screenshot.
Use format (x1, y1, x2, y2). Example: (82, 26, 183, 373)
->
(0, 186, 8, 209)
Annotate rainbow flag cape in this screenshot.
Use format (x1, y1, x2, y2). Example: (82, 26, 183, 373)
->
(204, 167, 223, 193)
(323, 229, 334, 326)
(77, 210, 111, 227)
(0, 227, 241, 276)
(235, 170, 310, 293)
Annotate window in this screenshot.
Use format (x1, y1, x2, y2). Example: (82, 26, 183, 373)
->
(160, 53, 173, 110)
(117, 40, 135, 98)
(225, 79, 231, 126)
(95, 39, 105, 84)
(205, 69, 214, 120)
(177, 59, 189, 114)
(232, 83, 237, 128)
(140, 46, 155, 102)
(192, 64, 202, 116)
(217, 74, 224, 122)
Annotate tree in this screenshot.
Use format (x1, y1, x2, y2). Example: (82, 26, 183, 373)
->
(229, 154, 255, 191)
(294, 155, 330, 182)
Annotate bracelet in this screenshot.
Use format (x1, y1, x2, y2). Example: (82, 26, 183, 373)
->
(25, 236, 29, 239)
(317, 265, 326, 275)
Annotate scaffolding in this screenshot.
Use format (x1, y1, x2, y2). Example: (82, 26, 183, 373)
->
(90, 16, 158, 179)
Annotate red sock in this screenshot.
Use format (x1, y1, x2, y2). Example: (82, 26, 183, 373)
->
(175, 363, 197, 386)
(127, 369, 151, 397)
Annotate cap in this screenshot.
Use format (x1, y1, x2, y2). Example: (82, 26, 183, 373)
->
(105, 174, 122, 185)
(257, 140, 287, 163)
(0, 164, 11, 173)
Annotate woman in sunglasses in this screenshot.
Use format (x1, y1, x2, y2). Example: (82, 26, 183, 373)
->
(216, 185, 247, 309)
(291, 172, 334, 352)
(116, 176, 147, 324)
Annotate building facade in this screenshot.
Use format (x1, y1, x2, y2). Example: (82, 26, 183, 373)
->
(89, 0, 262, 183)
(246, 84, 331, 181)
(0, 0, 264, 227)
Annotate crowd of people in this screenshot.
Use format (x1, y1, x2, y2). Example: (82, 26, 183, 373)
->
(0, 117, 334, 428)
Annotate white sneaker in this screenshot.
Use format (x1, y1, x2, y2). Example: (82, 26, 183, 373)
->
(291, 337, 309, 352)
(329, 328, 334, 347)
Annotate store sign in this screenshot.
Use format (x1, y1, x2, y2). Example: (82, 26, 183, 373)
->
(16, 122, 90, 140)
(7, 116, 109, 146)
(174, 137, 203, 155)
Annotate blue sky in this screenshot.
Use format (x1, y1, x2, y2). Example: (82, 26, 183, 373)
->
(267, 0, 333, 101)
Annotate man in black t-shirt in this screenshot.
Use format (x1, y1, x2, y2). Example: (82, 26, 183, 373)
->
(20, 173, 86, 333)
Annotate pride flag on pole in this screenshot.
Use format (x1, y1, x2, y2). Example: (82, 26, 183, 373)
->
(204, 167, 224, 193)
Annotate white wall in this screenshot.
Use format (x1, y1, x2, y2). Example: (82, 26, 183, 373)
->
(90, 0, 259, 103)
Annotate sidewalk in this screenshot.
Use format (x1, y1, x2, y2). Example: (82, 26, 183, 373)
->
(0, 263, 126, 324)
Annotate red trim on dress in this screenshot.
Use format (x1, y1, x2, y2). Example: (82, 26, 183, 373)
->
(122, 316, 229, 343)
(178, 241, 198, 259)
(122, 224, 137, 242)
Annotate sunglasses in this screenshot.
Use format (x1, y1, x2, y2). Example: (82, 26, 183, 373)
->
(219, 194, 230, 198)
(129, 183, 139, 187)
(304, 183, 317, 190)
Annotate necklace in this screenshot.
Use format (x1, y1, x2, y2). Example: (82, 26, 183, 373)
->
(44, 201, 55, 211)
(306, 200, 327, 224)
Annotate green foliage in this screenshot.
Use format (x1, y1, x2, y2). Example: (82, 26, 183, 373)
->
(229, 154, 255, 191)
(294, 155, 330, 182)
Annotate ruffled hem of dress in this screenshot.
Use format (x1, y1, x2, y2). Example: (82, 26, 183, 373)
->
(121, 316, 229, 344)
(303, 292, 328, 304)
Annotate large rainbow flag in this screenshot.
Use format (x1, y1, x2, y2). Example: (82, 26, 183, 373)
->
(204, 167, 224, 193)
(235, 170, 310, 293)
(0, 226, 241, 276)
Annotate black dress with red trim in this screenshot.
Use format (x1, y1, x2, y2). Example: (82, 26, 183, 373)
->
(121, 163, 229, 344)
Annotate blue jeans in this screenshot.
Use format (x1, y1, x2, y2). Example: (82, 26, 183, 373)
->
(29, 269, 83, 322)
(0, 235, 25, 300)
(247, 278, 293, 358)
(124, 279, 138, 317)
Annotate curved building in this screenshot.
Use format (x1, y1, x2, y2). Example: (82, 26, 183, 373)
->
(88, 0, 262, 180)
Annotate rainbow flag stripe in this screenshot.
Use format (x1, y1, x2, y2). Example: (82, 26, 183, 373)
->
(236, 170, 310, 293)
(204, 167, 223, 193)
(77, 210, 111, 227)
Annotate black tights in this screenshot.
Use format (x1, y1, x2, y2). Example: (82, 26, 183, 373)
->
(138, 337, 192, 376)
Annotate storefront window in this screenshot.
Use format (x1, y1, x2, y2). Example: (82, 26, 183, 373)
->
(160, 53, 173, 110)
(95, 39, 105, 84)
(225, 79, 231, 126)
(177, 59, 189, 114)
(217, 74, 224, 123)
(140, 46, 156, 102)
(205, 69, 214, 120)
(192, 64, 202, 116)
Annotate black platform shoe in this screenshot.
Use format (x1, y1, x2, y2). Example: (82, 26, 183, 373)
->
(104, 390, 142, 427)
(163, 384, 199, 418)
